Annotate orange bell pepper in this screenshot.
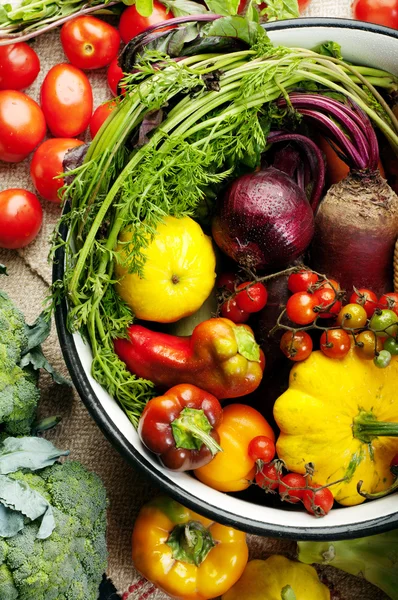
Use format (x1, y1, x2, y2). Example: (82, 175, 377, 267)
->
(132, 495, 248, 600)
(194, 404, 275, 492)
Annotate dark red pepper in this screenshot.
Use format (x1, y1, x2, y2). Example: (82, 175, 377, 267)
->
(138, 383, 223, 471)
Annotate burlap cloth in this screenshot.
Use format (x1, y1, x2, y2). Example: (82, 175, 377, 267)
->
(0, 1, 390, 597)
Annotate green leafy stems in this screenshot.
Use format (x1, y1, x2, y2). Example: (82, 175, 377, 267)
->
(53, 32, 398, 426)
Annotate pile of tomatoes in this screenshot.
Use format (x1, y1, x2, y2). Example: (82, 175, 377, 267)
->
(0, 2, 173, 250)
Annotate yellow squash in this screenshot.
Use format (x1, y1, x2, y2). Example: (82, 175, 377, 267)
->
(115, 216, 216, 323)
(274, 349, 398, 506)
(222, 556, 330, 600)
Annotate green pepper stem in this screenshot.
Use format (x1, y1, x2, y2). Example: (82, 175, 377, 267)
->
(166, 521, 215, 567)
(357, 477, 398, 500)
(281, 585, 297, 600)
(353, 410, 398, 444)
(171, 408, 222, 456)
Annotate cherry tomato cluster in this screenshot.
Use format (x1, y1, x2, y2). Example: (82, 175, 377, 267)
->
(0, 2, 172, 250)
(280, 269, 398, 368)
(249, 436, 334, 517)
(217, 272, 268, 323)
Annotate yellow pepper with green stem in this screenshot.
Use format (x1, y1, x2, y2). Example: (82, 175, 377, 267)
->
(274, 349, 398, 506)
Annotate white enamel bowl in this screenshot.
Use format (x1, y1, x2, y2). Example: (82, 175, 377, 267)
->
(54, 18, 398, 540)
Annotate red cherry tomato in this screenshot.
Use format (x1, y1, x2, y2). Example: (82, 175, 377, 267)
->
(318, 278, 341, 292)
(236, 282, 268, 313)
(280, 330, 313, 361)
(119, 2, 173, 44)
(0, 188, 42, 249)
(288, 270, 319, 293)
(379, 292, 398, 315)
(314, 287, 342, 319)
(0, 90, 46, 163)
(90, 100, 117, 138)
(255, 462, 279, 491)
(352, 0, 398, 29)
(220, 298, 249, 323)
(107, 58, 125, 96)
(30, 138, 84, 203)
(349, 288, 378, 318)
(61, 16, 121, 70)
(40, 64, 93, 137)
(216, 272, 236, 293)
(302, 485, 334, 516)
(248, 436, 275, 463)
(320, 329, 351, 359)
(0, 43, 40, 91)
(286, 292, 318, 325)
(278, 473, 307, 504)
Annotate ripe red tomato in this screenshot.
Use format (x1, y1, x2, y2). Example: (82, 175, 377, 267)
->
(107, 58, 125, 96)
(288, 270, 319, 293)
(280, 330, 313, 361)
(314, 287, 342, 319)
(320, 329, 351, 359)
(119, 1, 173, 44)
(379, 292, 398, 315)
(278, 473, 307, 504)
(349, 288, 378, 318)
(90, 100, 117, 138)
(30, 138, 84, 203)
(286, 292, 318, 325)
(220, 298, 249, 323)
(255, 462, 279, 491)
(0, 189, 42, 249)
(248, 436, 275, 463)
(0, 90, 46, 163)
(352, 0, 398, 29)
(236, 282, 268, 313)
(40, 64, 93, 137)
(302, 485, 334, 516)
(0, 43, 40, 91)
(61, 16, 121, 70)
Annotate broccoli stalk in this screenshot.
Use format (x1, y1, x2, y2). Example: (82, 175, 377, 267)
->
(298, 532, 398, 600)
(0, 437, 108, 600)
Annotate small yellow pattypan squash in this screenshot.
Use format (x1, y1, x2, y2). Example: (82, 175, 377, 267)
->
(222, 556, 330, 600)
(274, 349, 398, 506)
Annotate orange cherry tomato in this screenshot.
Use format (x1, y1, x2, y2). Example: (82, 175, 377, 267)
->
(30, 138, 84, 203)
(40, 63, 93, 137)
(194, 404, 275, 492)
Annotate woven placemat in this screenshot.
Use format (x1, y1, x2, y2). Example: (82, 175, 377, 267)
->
(0, 1, 389, 597)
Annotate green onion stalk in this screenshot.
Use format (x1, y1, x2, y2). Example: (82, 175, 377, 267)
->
(52, 32, 398, 426)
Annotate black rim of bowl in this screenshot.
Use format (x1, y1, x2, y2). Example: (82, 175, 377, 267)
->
(54, 17, 398, 541)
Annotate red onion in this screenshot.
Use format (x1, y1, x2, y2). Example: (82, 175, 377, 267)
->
(212, 133, 325, 270)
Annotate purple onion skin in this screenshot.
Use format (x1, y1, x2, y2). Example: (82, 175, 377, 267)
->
(212, 167, 315, 270)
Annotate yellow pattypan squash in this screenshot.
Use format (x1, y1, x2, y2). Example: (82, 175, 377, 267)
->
(222, 556, 330, 600)
(274, 349, 398, 506)
(115, 216, 216, 323)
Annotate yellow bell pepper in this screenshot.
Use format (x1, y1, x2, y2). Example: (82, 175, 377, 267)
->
(222, 556, 330, 600)
(132, 495, 248, 600)
(274, 349, 398, 506)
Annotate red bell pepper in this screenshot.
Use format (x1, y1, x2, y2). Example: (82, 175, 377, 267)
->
(114, 317, 265, 399)
(138, 383, 223, 471)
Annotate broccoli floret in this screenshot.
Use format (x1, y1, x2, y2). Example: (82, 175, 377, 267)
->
(0, 292, 27, 362)
(0, 461, 108, 600)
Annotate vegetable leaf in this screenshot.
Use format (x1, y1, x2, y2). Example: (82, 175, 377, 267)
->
(206, 15, 267, 46)
(0, 504, 24, 538)
(0, 263, 7, 275)
(264, 0, 299, 21)
(0, 475, 55, 539)
(0, 437, 69, 475)
(205, 0, 240, 15)
(20, 346, 71, 385)
(135, 0, 153, 17)
(312, 41, 343, 59)
(24, 312, 51, 352)
(163, 0, 208, 16)
(233, 326, 261, 362)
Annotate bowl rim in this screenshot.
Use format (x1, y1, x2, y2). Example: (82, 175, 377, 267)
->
(54, 17, 398, 541)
